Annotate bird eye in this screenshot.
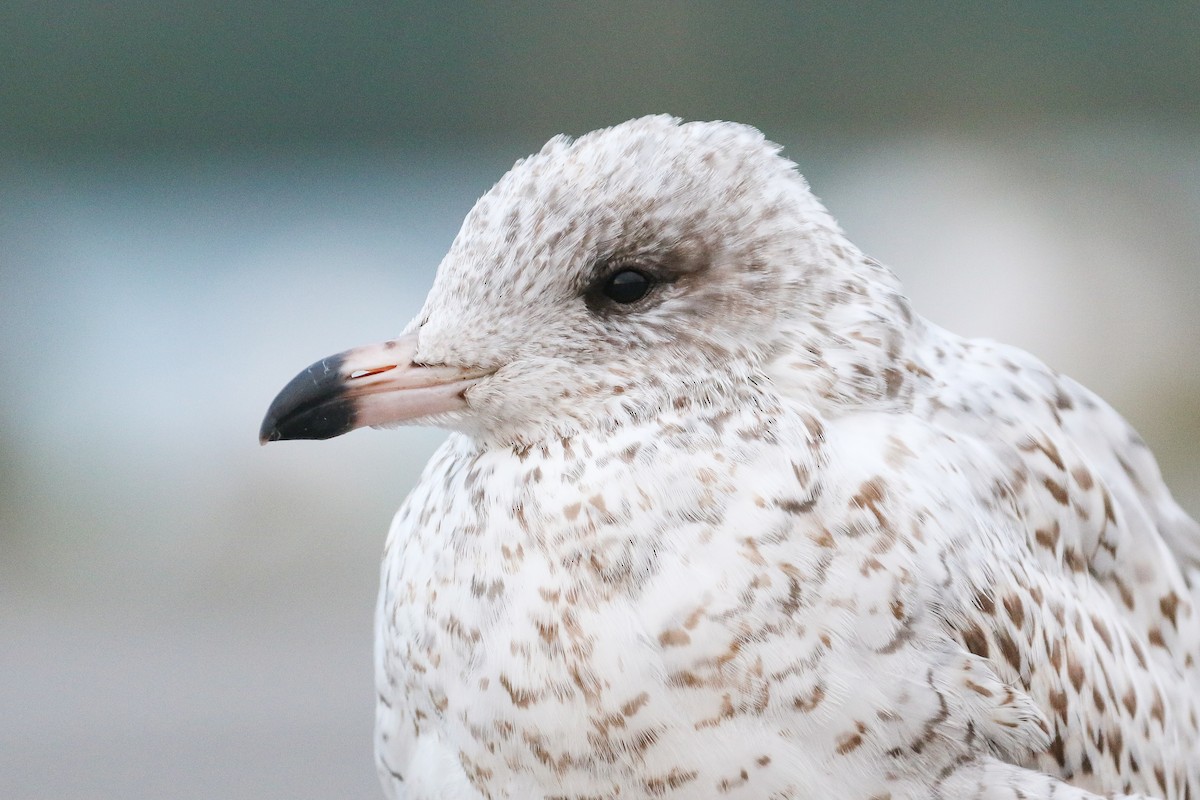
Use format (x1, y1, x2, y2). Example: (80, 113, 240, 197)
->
(602, 270, 653, 304)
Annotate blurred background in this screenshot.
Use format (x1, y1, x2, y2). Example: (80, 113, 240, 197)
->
(2, 3, 1198, 798)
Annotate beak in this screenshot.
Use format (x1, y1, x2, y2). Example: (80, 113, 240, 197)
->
(259, 332, 490, 443)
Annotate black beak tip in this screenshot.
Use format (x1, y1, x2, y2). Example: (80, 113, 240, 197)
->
(258, 352, 355, 443)
(258, 419, 283, 445)
(258, 401, 357, 443)
(259, 354, 356, 444)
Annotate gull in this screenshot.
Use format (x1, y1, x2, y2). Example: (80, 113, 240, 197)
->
(260, 116, 1200, 800)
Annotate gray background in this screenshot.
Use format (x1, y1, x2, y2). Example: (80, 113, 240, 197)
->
(2, 4, 1198, 798)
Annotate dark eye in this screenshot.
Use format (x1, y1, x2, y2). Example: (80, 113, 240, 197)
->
(602, 270, 653, 304)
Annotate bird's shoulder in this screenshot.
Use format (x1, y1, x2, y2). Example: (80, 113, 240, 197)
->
(910, 325, 1200, 570)
(893, 326, 1200, 791)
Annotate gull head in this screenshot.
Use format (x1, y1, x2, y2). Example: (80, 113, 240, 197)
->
(261, 116, 856, 447)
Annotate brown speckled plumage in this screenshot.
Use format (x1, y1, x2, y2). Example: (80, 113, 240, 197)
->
(272, 117, 1200, 799)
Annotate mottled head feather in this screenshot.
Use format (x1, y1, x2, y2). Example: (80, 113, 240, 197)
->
(407, 116, 867, 445)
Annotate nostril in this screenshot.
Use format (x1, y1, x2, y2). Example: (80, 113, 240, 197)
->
(349, 365, 398, 380)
